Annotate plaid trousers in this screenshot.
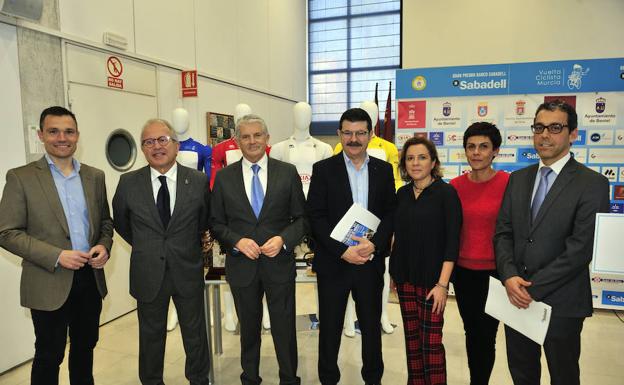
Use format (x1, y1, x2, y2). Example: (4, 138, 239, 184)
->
(397, 282, 446, 385)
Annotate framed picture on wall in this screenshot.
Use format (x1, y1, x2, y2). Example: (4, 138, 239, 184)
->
(206, 112, 235, 146)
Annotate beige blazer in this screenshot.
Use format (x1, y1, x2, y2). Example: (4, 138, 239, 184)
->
(0, 156, 113, 311)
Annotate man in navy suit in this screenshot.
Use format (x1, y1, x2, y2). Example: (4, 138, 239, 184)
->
(306, 108, 396, 385)
(495, 100, 610, 385)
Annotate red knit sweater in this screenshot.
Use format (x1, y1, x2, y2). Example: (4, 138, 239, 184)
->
(450, 171, 510, 270)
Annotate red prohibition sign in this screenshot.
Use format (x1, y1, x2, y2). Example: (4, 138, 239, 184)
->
(107, 56, 123, 78)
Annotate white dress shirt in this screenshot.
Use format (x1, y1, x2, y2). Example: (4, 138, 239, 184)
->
(531, 152, 570, 204)
(241, 153, 268, 205)
(150, 163, 177, 215)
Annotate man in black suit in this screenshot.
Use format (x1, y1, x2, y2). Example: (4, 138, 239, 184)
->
(210, 114, 307, 385)
(113, 119, 211, 385)
(494, 100, 610, 385)
(306, 108, 396, 385)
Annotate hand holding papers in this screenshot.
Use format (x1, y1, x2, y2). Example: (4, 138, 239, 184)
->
(485, 276, 552, 345)
(330, 203, 380, 246)
(330, 203, 380, 263)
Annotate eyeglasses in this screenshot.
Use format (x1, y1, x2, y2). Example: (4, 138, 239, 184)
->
(142, 135, 176, 148)
(530, 123, 568, 134)
(339, 130, 369, 139)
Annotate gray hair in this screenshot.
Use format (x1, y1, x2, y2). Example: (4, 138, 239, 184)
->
(235, 114, 269, 138)
(141, 118, 178, 141)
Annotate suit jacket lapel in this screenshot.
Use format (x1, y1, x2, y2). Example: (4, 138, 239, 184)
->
(169, 164, 198, 228)
(531, 159, 578, 230)
(367, 159, 377, 209)
(79, 166, 97, 242)
(139, 166, 164, 231)
(34, 157, 70, 236)
(258, 158, 279, 220)
(334, 154, 354, 206)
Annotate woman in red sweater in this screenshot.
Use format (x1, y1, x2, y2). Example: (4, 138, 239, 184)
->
(450, 122, 509, 385)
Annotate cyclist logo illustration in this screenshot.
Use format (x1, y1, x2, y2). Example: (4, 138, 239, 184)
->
(567, 64, 590, 90)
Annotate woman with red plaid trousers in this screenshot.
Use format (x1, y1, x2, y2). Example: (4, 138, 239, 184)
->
(390, 137, 462, 385)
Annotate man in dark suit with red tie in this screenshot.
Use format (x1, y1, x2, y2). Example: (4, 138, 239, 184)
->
(495, 100, 610, 385)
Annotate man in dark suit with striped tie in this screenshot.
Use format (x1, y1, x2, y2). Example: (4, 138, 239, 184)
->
(495, 100, 610, 385)
(210, 114, 307, 385)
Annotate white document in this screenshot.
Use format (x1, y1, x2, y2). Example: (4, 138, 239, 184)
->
(330, 203, 380, 247)
(485, 276, 552, 345)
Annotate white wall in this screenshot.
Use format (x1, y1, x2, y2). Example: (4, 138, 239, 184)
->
(58, 0, 307, 101)
(403, 0, 624, 68)
(59, 0, 306, 142)
(0, 23, 34, 372)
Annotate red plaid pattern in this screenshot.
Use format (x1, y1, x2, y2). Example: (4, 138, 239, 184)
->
(397, 282, 446, 385)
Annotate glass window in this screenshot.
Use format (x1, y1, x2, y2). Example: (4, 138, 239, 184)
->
(309, 0, 401, 134)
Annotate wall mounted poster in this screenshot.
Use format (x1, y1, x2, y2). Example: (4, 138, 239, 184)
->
(396, 58, 624, 309)
(206, 112, 235, 146)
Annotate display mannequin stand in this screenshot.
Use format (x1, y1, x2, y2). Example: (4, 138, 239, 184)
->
(167, 107, 212, 331)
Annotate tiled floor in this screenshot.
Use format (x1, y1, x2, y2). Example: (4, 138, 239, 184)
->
(1, 284, 623, 385)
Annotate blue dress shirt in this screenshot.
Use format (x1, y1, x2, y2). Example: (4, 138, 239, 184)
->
(46, 155, 90, 253)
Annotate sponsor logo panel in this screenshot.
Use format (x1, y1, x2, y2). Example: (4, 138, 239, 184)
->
(505, 129, 533, 146)
(492, 148, 517, 164)
(579, 94, 617, 126)
(429, 132, 444, 146)
(602, 166, 618, 182)
(609, 203, 624, 213)
(449, 149, 466, 163)
(602, 290, 624, 307)
(588, 129, 614, 146)
(441, 165, 460, 180)
(430, 100, 462, 129)
(517, 147, 540, 163)
(437, 148, 449, 164)
(445, 131, 464, 146)
(397, 100, 426, 129)
(615, 130, 624, 145)
(571, 148, 587, 163)
(588, 149, 624, 164)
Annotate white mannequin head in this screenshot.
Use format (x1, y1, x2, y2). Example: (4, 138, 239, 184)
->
(171, 107, 190, 141)
(293, 102, 312, 136)
(359, 101, 379, 128)
(234, 103, 252, 123)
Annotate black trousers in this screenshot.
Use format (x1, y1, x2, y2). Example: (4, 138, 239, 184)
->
(317, 263, 384, 385)
(136, 270, 210, 385)
(230, 273, 300, 385)
(453, 266, 499, 385)
(505, 316, 584, 385)
(30, 267, 102, 385)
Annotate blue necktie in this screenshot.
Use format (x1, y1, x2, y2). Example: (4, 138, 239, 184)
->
(532, 167, 553, 221)
(251, 164, 264, 218)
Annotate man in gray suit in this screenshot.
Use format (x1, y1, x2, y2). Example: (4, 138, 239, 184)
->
(0, 106, 113, 385)
(495, 100, 610, 385)
(210, 114, 306, 385)
(113, 119, 211, 385)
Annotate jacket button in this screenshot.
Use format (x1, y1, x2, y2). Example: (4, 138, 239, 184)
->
(527, 238, 533, 243)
